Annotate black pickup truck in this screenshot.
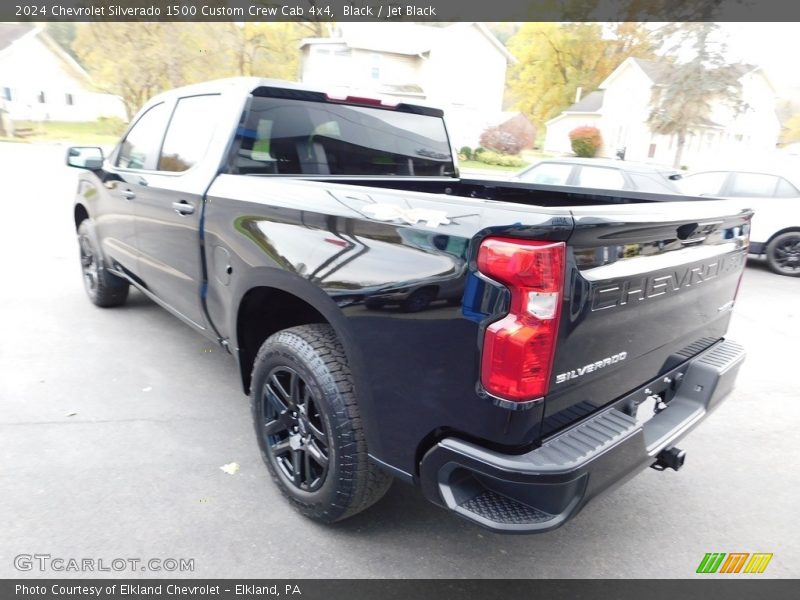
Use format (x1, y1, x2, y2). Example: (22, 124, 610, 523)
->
(66, 78, 749, 533)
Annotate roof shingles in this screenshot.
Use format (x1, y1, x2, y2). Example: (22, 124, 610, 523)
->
(0, 24, 34, 52)
(565, 90, 604, 113)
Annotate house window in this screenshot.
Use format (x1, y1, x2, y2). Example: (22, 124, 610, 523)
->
(370, 53, 381, 80)
(1, 87, 11, 101)
(65, 93, 74, 106)
(37, 91, 46, 104)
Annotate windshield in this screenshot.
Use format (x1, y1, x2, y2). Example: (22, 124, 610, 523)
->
(229, 96, 455, 177)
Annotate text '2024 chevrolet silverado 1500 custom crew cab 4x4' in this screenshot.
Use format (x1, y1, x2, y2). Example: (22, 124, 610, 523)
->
(66, 78, 750, 533)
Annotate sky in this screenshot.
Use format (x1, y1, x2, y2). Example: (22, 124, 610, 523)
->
(720, 23, 800, 92)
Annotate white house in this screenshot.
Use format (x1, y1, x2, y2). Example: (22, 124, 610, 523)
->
(299, 23, 515, 148)
(544, 57, 781, 169)
(0, 24, 126, 124)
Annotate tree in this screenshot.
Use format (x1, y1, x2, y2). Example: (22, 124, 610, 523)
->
(74, 23, 200, 118)
(73, 22, 314, 118)
(647, 23, 743, 168)
(507, 22, 655, 127)
(45, 23, 79, 61)
(780, 114, 800, 146)
(204, 23, 306, 80)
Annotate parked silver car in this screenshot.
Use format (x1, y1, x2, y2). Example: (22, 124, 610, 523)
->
(679, 170, 800, 276)
(514, 158, 684, 194)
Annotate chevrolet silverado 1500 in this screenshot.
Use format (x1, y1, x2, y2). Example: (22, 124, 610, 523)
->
(66, 78, 750, 533)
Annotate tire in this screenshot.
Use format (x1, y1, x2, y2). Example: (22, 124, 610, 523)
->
(401, 287, 436, 312)
(250, 324, 392, 523)
(77, 220, 130, 307)
(765, 232, 800, 277)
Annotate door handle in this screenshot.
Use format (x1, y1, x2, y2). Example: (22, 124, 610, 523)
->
(172, 200, 195, 216)
(121, 189, 136, 200)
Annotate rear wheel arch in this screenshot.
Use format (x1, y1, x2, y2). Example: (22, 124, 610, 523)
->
(764, 226, 800, 248)
(236, 286, 327, 394)
(232, 275, 363, 396)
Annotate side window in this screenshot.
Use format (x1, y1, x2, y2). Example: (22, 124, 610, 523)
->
(519, 163, 573, 185)
(575, 166, 626, 190)
(117, 103, 170, 170)
(159, 95, 222, 172)
(679, 171, 728, 196)
(728, 173, 780, 198)
(775, 177, 800, 198)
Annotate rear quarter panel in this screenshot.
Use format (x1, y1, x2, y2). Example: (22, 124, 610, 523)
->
(202, 176, 573, 476)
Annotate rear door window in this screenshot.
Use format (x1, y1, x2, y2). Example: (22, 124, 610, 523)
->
(680, 171, 728, 196)
(775, 177, 800, 198)
(728, 173, 780, 197)
(575, 166, 626, 190)
(159, 94, 221, 172)
(116, 103, 170, 170)
(518, 163, 573, 185)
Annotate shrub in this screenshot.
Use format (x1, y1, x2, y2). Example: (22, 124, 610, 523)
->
(479, 126, 524, 155)
(459, 146, 473, 161)
(568, 126, 602, 157)
(475, 150, 526, 168)
(473, 146, 486, 157)
(498, 114, 537, 150)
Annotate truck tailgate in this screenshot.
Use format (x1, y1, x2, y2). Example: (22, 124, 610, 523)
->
(543, 200, 751, 431)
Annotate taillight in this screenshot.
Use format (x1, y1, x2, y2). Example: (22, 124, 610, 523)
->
(477, 237, 565, 403)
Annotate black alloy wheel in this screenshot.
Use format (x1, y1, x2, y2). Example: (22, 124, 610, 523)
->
(766, 232, 800, 276)
(260, 367, 330, 492)
(76, 220, 129, 307)
(79, 232, 100, 297)
(249, 324, 392, 523)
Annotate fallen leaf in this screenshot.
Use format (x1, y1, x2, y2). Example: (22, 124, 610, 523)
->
(220, 462, 240, 475)
(65, 412, 77, 417)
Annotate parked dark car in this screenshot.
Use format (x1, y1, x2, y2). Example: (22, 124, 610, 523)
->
(66, 78, 749, 533)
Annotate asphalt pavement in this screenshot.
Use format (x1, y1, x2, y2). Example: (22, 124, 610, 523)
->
(0, 142, 798, 578)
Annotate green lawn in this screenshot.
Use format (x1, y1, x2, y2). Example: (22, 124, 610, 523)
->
(8, 119, 126, 145)
(459, 159, 528, 173)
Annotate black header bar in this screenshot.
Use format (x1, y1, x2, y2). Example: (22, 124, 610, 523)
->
(5, 0, 800, 22)
(3, 579, 799, 600)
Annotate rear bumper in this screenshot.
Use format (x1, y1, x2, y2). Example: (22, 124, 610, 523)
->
(419, 339, 745, 533)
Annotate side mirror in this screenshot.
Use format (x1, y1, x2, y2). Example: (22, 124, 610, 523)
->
(66, 146, 104, 170)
